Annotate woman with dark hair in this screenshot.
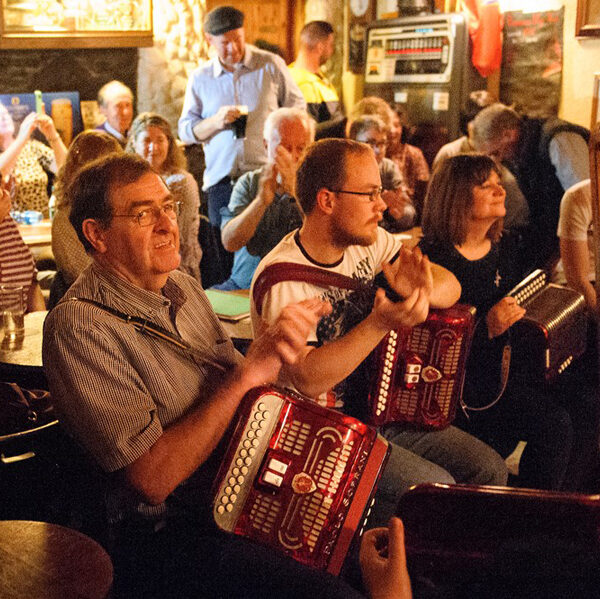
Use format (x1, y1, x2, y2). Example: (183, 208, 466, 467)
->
(127, 112, 202, 281)
(51, 130, 123, 286)
(419, 153, 580, 491)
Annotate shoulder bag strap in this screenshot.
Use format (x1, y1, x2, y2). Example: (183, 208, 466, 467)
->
(69, 297, 229, 372)
(252, 262, 365, 316)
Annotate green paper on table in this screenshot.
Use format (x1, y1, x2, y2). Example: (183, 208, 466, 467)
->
(205, 289, 250, 321)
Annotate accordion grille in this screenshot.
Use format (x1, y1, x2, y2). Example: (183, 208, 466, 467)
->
(408, 327, 430, 354)
(439, 335, 463, 375)
(250, 494, 282, 535)
(395, 389, 419, 417)
(437, 379, 455, 416)
(299, 492, 333, 551)
(280, 419, 311, 455)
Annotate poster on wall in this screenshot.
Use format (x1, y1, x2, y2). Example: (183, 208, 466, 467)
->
(0, 91, 83, 147)
(500, 8, 564, 117)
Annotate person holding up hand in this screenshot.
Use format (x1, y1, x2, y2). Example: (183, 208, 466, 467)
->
(0, 103, 67, 217)
(216, 107, 315, 290)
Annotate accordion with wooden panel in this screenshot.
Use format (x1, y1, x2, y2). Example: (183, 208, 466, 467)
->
(212, 385, 390, 574)
(507, 269, 588, 381)
(368, 304, 476, 430)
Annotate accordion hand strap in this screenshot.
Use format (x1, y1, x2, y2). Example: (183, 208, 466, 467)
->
(253, 262, 365, 316)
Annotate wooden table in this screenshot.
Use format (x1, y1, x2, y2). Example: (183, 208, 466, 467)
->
(395, 226, 422, 249)
(0, 520, 113, 599)
(17, 220, 53, 261)
(0, 311, 47, 388)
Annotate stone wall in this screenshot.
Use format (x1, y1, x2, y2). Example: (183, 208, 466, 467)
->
(137, 0, 209, 130)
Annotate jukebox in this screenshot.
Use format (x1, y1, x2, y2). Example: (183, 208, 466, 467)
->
(363, 13, 485, 162)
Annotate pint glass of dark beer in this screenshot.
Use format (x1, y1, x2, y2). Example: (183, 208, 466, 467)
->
(232, 105, 248, 139)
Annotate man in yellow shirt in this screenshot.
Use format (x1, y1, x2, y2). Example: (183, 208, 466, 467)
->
(288, 21, 345, 138)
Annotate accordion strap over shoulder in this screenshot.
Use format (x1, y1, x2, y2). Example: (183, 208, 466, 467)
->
(252, 262, 365, 316)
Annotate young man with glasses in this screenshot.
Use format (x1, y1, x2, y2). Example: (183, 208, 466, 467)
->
(251, 138, 508, 528)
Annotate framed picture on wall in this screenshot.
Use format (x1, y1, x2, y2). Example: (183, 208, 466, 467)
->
(0, 92, 83, 146)
(576, 0, 600, 37)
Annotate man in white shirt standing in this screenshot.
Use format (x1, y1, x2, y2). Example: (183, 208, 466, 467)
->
(178, 5, 305, 230)
(178, 5, 305, 283)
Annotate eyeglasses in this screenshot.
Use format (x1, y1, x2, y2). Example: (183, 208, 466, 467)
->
(361, 140, 387, 149)
(112, 200, 182, 227)
(329, 187, 383, 202)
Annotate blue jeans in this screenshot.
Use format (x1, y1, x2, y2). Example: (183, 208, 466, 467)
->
(368, 423, 508, 528)
(205, 177, 233, 227)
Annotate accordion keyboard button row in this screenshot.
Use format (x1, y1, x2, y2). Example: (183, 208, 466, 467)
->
(215, 393, 283, 525)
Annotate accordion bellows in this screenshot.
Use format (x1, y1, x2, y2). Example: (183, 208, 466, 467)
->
(507, 270, 588, 381)
(212, 386, 389, 574)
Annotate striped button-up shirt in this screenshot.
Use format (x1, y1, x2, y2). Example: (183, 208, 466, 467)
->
(43, 262, 240, 520)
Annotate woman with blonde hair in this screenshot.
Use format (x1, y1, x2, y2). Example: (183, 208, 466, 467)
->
(51, 130, 123, 287)
(127, 112, 202, 281)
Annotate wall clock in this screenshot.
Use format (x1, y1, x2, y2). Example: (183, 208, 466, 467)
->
(350, 0, 370, 18)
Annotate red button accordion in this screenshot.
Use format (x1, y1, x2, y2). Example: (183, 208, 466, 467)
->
(368, 304, 476, 429)
(212, 386, 390, 574)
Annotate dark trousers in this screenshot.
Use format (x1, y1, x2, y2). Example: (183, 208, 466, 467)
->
(456, 381, 574, 491)
(205, 177, 233, 228)
(202, 177, 234, 285)
(110, 517, 365, 599)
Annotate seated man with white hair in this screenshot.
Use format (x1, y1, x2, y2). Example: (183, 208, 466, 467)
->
(216, 107, 315, 289)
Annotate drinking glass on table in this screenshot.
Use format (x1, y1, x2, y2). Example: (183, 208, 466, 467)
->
(0, 284, 25, 346)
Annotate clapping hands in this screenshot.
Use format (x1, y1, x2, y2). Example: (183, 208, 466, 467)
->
(16, 112, 59, 143)
(242, 298, 331, 387)
(382, 246, 433, 300)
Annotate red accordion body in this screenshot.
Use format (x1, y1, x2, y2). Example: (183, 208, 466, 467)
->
(212, 386, 390, 574)
(368, 304, 476, 429)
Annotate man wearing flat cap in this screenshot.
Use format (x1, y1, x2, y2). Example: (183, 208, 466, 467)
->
(179, 5, 305, 282)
